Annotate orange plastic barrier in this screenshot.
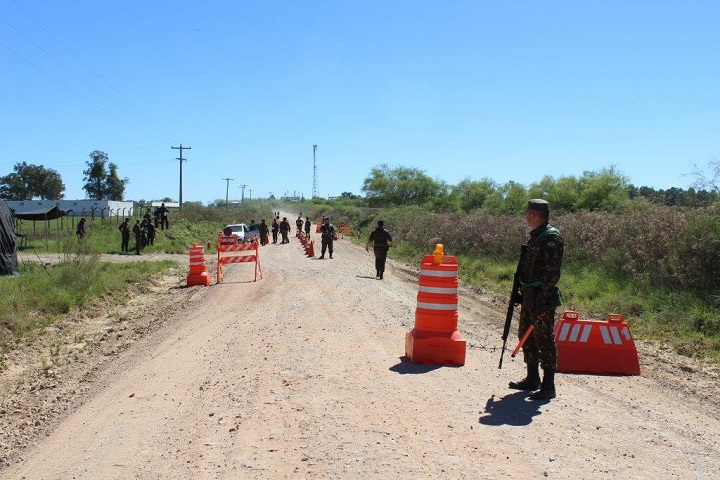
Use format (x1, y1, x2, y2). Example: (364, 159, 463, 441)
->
(305, 238, 315, 258)
(216, 234, 262, 282)
(187, 244, 210, 286)
(338, 222, 353, 237)
(555, 311, 640, 375)
(405, 246, 466, 366)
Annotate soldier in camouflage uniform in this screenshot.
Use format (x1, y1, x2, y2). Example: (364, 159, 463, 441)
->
(509, 199, 564, 400)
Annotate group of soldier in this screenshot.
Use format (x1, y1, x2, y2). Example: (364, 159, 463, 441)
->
(117, 203, 170, 255)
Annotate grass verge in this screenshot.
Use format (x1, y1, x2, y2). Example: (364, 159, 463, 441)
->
(0, 252, 176, 370)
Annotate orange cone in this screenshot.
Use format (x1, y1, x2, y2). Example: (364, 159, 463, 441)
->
(307, 239, 315, 258)
(405, 245, 465, 365)
(187, 244, 210, 286)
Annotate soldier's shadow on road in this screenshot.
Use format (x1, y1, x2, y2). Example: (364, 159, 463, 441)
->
(357, 275, 379, 280)
(388, 356, 443, 374)
(478, 392, 548, 426)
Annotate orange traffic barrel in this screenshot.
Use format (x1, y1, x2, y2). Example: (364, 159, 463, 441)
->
(555, 311, 641, 375)
(187, 244, 210, 286)
(405, 245, 466, 366)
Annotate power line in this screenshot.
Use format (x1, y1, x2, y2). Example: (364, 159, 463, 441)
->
(0, 39, 169, 144)
(5, 1, 180, 143)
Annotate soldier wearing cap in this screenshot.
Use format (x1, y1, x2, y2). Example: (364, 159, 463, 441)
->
(509, 199, 564, 400)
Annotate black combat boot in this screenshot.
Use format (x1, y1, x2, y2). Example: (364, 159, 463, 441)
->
(529, 368, 556, 400)
(509, 363, 541, 390)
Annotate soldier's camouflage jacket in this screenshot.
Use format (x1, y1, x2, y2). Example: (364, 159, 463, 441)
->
(519, 223, 564, 313)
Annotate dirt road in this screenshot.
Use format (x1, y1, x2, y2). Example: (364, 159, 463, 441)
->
(3, 229, 719, 478)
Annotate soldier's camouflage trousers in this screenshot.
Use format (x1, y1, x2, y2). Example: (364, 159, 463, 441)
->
(518, 306, 558, 371)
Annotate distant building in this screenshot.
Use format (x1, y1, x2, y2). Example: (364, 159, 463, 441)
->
(150, 201, 180, 209)
(5, 200, 134, 218)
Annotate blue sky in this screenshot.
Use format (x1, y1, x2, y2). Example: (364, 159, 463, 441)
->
(1, 1, 718, 204)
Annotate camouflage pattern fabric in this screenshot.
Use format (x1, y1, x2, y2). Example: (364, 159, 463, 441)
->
(518, 222, 564, 370)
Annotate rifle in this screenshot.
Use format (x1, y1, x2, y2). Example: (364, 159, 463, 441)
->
(498, 244, 527, 369)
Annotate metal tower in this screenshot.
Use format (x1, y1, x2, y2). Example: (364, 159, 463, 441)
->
(312, 144, 318, 198)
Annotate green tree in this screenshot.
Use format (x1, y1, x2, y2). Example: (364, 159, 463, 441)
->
(104, 162, 129, 201)
(453, 178, 496, 212)
(362, 165, 445, 207)
(575, 166, 630, 211)
(527, 175, 580, 213)
(83, 150, 109, 199)
(484, 181, 527, 214)
(0, 162, 65, 200)
(82, 150, 128, 200)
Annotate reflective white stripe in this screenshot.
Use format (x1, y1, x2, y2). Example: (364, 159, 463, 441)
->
(220, 255, 257, 264)
(189, 261, 206, 266)
(569, 324, 582, 342)
(416, 302, 457, 310)
(558, 323, 571, 342)
(579, 324, 592, 343)
(599, 326, 612, 345)
(222, 243, 256, 252)
(610, 326, 622, 345)
(418, 285, 458, 294)
(621, 326, 632, 341)
(559, 323, 592, 343)
(420, 269, 458, 278)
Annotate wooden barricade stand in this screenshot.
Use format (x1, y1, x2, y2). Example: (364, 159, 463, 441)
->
(217, 234, 263, 283)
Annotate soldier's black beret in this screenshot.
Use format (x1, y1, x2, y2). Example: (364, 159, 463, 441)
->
(527, 199, 550, 212)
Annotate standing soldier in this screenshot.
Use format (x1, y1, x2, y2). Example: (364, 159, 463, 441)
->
(119, 218, 131, 253)
(146, 219, 156, 246)
(76, 217, 86, 239)
(295, 215, 303, 235)
(140, 218, 149, 247)
(509, 199, 564, 400)
(271, 216, 280, 244)
(319, 217, 335, 259)
(304, 216, 311, 238)
(158, 203, 169, 230)
(365, 220, 393, 279)
(258, 219, 269, 246)
(279, 217, 291, 244)
(132, 219, 143, 255)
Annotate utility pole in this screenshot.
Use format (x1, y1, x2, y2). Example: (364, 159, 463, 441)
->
(239, 184, 247, 204)
(312, 144, 318, 198)
(222, 178, 234, 210)
(171, 144, 191, 209)
(249, 189, 252, 200)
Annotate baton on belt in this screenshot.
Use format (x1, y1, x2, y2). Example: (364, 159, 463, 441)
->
(511, 324, 535, 359)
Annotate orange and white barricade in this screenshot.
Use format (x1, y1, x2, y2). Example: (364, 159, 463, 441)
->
(338, 222, 353, 237)
(555, 311, 640, 375)
(405, 244, 466, 366)
(217, 234, 262, 283)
